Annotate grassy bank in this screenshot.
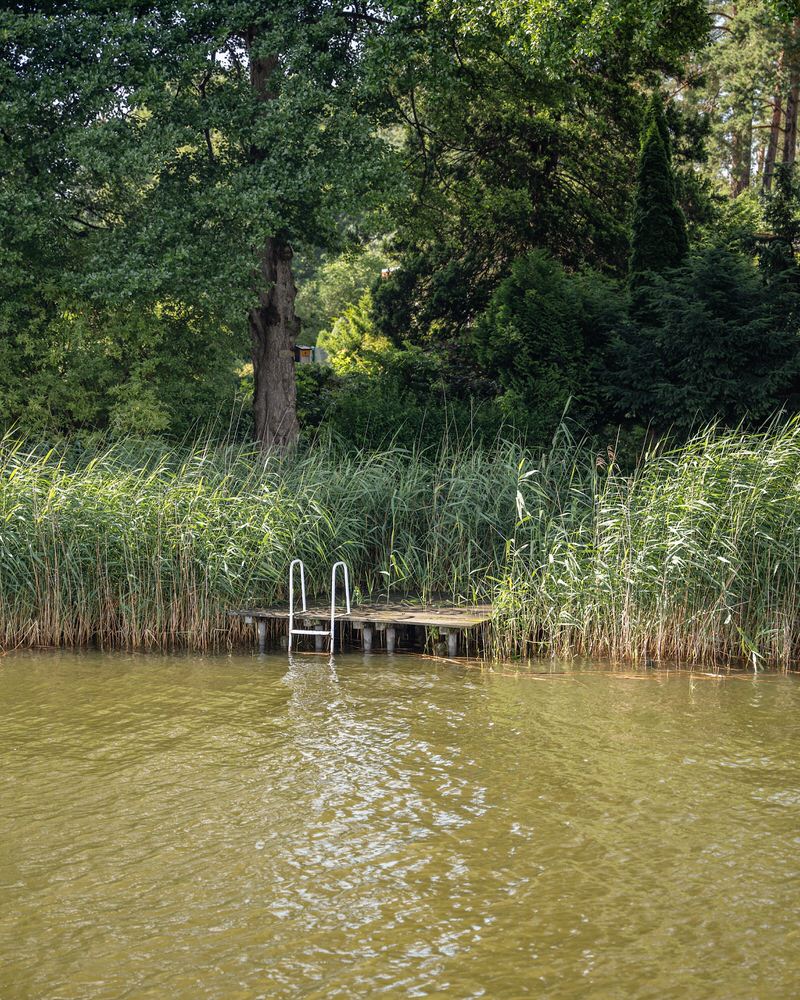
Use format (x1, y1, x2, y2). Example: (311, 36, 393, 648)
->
(2, 424, 800, 669)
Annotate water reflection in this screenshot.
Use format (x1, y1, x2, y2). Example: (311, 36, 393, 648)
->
(0, 651, 799, 999)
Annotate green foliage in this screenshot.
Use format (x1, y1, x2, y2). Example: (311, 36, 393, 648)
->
(688, 2, 798, 197)
(296, 342, 510, 449)
(616, 247, 798, 432)
(0, 2, 397, 437)
(0, 296, 244, 438)
(697, 188, 763, 251)
(317, 292, 396, 374)
(497, 417, 800, 669)
(295, 243, 393, 344)
(757, 164, 800, 319)
(474, 252, 625, 440)
(764, 0, 799, 21)
(3, 0, 797, 456)
(371, 4, 703, 350)
(324, 368, 437, 446)
(295, 363, 336, 432)
(629, 93, 688, 286)
(438, 0, 710, 78)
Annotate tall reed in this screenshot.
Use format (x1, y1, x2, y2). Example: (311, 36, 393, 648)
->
(3, 422, 800, 668)
(496, 419, 800, 670)
(0, 433, 518, 650)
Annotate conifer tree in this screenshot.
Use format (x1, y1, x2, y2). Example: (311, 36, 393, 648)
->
(629, 93, 688, 286)
(616, 247, 797, 433)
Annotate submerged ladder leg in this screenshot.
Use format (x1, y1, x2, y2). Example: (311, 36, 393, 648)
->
(329, 561, 351, 651)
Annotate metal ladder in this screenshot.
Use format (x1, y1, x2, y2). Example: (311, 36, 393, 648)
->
(288, 559, 351, 652)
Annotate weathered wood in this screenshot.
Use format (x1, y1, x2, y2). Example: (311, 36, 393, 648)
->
(228, 602, 492, 630)
(229, 601, 491, 656)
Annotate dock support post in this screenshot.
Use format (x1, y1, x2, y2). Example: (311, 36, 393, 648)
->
(363, 623, 374, 652)
(257, 620, 267, 654)
(386, 625, 396, 654)
(446, 629, 458, 658)
(303, 618, 326, 653)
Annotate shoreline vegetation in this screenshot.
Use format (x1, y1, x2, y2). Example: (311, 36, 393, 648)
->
(3, 421, 800, 671)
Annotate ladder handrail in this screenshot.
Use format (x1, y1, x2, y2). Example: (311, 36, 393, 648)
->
(330, 561, 351, 650)
(287, 558, 350, 652)
(288, 558, 307, 652)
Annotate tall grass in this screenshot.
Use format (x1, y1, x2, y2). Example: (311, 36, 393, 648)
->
(3, 422, 800, 668)
(497, 419, 800, 670)
(0, 432, 518, 650)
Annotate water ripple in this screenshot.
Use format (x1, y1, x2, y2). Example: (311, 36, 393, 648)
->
(1, 651, 799, 998)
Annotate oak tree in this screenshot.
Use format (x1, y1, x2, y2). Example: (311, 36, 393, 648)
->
(1, 2, 395, 447)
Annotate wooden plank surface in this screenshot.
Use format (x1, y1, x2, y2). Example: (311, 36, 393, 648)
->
(228, 602, 492, 629)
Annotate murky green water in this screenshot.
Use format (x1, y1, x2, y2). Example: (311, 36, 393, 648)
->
(1, 652, 799, 999)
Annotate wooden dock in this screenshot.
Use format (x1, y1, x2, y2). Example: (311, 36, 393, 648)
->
(228, 602, 493, 656)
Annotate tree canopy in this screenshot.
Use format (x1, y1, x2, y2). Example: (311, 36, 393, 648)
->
(1, 2, 396, 440)
(3, 0, 800, 450)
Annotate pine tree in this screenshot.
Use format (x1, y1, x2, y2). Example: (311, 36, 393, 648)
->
(629, 93, 689, 286)
(689, 2, 784, 194)
(616, 247, 797, 433)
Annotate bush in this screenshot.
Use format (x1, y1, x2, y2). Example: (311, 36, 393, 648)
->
(316, 292, 396, 374)
(473, 251, 624, 442)
(615, 247, 799, 433)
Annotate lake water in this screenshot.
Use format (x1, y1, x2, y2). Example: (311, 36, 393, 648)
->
(1, 651, 799, 999)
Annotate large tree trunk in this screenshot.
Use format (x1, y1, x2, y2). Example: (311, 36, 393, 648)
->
(249, 238, 300, 450)
(764, 51, 786, 191)
(782, 19, 800, 170)
(245, 27, 300, 450)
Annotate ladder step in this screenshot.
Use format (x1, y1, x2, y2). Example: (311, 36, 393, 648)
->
(290, 628, 331, 636)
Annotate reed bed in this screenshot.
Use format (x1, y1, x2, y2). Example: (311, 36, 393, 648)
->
(496, 419, 800, 670)
(0, 433, 518, 650)
(3, 422, 800, 668)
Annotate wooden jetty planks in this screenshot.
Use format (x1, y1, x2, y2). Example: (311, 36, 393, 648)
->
(228, 602, 492, 629)
(228, 602, 493, 655)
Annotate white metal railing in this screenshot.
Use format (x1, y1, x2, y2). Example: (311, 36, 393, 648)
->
(330, 561, 351, 645)
(287, 558, 307, 652)
(287, 559, 351, 652)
